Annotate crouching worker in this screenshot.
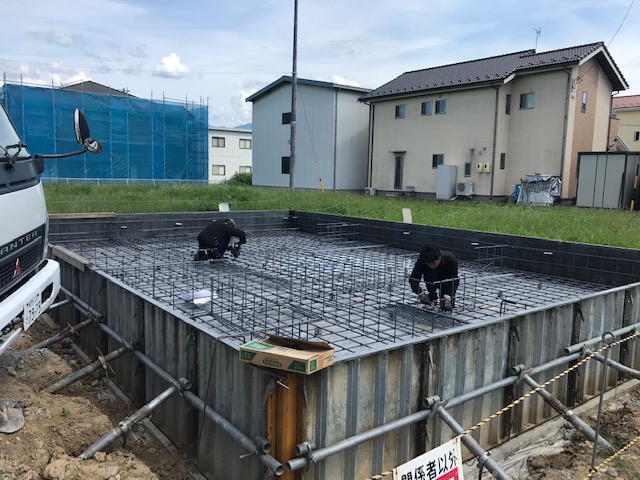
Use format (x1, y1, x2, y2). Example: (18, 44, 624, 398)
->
(409, 243, 459, 312)
(194, 218, 246, 260)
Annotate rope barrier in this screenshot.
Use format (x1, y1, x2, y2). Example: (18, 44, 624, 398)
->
(582, 432, 640, 479)
(459, 330, 640, 437)
(363, 330, 640, 480)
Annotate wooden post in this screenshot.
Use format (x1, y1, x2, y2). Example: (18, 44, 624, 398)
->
(272, 373, 300, 480)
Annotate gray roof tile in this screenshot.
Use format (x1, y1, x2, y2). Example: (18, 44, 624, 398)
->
(360, 42, 626, 101)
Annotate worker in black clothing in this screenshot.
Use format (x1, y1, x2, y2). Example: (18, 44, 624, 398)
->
(409, 244, 459, 311)
(195, 218, 246, 260)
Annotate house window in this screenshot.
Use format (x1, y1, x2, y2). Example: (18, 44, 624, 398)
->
(239, 138, 252, 149)
(505, 94, 511, 115)
(239, 166, 252, 173)
(581, 91, 588, 113)
(500, 153, 506, 170)
(395, 104, 405, 119)
(634, 131, 640, 141)
(464, 162, 471, 177)
(282, 112, 291, 124)
(435, 100, 446, 114)
(421, 101, 432, 115)
(281, 156, 290, 174)
(432, 154, 444, 169)
(519, 92, 535, 109)
(211, 137, 225, 148)
(211, 165, 225, 176)
(394, 154, 404, 189)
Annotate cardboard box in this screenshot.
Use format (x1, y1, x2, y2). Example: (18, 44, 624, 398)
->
(240, 335, 334, 375)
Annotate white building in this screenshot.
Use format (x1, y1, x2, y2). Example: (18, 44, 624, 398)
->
(246, 76, 371, 190)
(208, 127, 253, 184)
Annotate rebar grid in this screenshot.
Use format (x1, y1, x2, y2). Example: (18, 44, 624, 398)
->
(63, 227, 607, 358)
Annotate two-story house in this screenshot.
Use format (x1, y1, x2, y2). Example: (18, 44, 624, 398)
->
(359, 42, 628, 202)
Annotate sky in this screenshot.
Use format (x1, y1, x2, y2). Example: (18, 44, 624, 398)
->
(1, 0, 639, 128)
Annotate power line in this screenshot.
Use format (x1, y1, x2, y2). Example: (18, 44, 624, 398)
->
(575, 0, 635, 87)
(608, 0, 635, 46)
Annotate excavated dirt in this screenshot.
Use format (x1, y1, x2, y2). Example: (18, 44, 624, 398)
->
(466, 381, 640, 480)
(0, 318, 201, 480)
(525, 388, 640, 480)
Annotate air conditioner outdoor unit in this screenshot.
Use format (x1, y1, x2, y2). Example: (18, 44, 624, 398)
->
(364, 187, 377, 196)
(456, 181, 474, 197)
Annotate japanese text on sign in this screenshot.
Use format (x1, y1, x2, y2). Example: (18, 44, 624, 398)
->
(394, 438, 463, 480)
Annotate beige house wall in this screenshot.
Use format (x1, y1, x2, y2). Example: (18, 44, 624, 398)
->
(616, 109, 640, 149)
(563, 59, 613, 198)
(370, 87, 498, 194)
(504, 70, 570, 193)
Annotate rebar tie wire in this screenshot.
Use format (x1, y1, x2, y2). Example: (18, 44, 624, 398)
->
(363, 330, 640, 480)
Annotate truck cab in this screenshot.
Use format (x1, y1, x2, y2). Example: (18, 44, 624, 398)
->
(0, 104, 100, 354)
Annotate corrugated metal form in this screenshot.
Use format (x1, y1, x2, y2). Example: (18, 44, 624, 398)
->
(49, 211, 640, 480)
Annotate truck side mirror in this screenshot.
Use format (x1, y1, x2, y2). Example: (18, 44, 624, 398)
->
(74, 109, 90, 145)
(73, 109, 102, 154)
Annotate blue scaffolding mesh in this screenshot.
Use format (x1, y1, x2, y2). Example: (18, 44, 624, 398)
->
(0, 83, 208, 183)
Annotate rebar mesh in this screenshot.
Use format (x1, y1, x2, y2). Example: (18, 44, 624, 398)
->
(62, 224, 607, 359)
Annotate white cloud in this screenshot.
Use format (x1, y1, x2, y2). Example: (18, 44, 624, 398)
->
(153, 53, 190, 78)
(28, 31, 74, 47)
(330, 75, 360, 87)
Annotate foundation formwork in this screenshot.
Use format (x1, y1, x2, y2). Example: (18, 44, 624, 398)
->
(48, 211, 640, 480)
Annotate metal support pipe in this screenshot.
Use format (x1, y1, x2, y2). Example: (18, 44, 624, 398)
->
(94, 322, 183, 391)
(61, 291, 284, 476)
(513, 366, 613, 450)
(183, 390, 284, 476)
(286, 409, 433, 471)
(286, 349, 596, 472)
(426, 396, 511, 480)
(47, 298, 70, 310)
(0, 327, 24, 356)
(29, 317, 95, 351)
(586, 349, 640, 380)
(60, 286, 104, 321)
(530, 352, 581, 377)
(447, 376, 518, 409)
(564, 323, 640, 355)
(46, 346, 129, 393)
(80, 380, 188, 459)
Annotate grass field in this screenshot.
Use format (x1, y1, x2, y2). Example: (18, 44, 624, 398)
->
(43, 183, 640, 249)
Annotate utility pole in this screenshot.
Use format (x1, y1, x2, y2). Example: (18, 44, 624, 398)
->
(289, 0, 298, 190)
(534, 27, 541, 50)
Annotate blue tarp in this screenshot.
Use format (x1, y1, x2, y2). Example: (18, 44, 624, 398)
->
(0, 83, 208, 182)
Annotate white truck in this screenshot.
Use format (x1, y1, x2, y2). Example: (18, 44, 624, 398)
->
(0, 106, 101, 355)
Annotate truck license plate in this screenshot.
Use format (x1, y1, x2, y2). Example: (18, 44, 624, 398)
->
(23, 292, 42, 330)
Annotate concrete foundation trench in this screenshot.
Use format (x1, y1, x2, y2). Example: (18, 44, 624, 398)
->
(45, 211, 640, 479)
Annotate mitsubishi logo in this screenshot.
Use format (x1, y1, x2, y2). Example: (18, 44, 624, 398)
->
(13, 258, 21, 278)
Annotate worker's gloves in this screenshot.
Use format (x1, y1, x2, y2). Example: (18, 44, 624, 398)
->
(419, 292, 434, 309)
(440, 294, 453, 312)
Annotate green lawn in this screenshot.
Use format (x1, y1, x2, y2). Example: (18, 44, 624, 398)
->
(43, 183, 640, 249)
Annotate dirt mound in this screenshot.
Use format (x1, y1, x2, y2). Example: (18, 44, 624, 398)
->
(0, 320, 199, 479)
